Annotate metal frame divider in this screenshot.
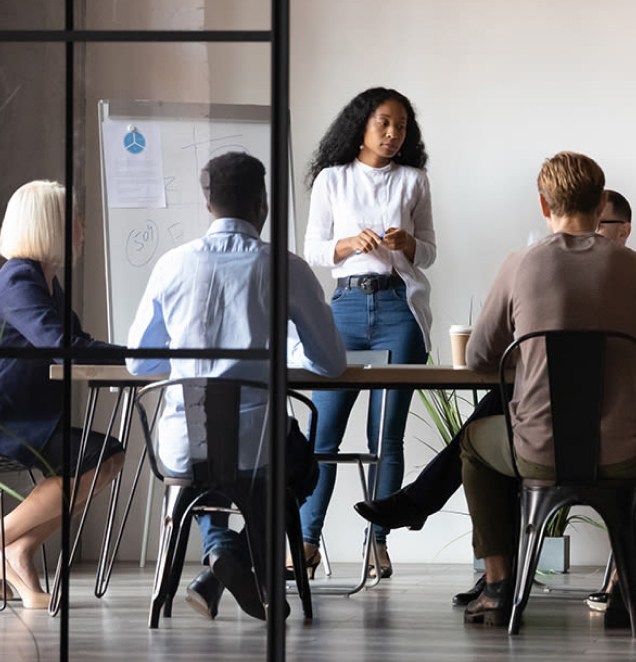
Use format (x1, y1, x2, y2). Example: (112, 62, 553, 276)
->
(0, 1, 290, 659)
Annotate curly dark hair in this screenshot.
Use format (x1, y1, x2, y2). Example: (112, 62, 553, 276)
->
(307, 87, 428, 186)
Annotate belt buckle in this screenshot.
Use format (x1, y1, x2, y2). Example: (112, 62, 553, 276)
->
(358, 275, 378, 294)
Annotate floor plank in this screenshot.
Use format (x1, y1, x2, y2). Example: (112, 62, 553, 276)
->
(0, 563, 632, 661)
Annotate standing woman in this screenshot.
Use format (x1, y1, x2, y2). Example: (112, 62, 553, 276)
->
(298, 87, 435, 578)
(0, 180, 125, 609)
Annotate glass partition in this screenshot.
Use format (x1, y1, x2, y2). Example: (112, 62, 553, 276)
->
(0, 3, 288, 660)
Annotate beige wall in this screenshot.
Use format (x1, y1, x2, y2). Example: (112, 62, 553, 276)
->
(77, 0, 636, 566)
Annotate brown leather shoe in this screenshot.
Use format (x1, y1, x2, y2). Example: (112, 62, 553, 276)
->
(464, 579, 512, 627)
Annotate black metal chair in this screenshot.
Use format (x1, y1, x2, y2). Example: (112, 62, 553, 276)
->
(499, 330, 636, 636)
(135, 377, 315, 628)
(0, 456, 49, 611)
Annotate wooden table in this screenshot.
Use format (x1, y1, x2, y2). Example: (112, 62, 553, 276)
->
(289, 364, 508, 390)
(51, 363, 507, 390)
(50, 363, 509, 598)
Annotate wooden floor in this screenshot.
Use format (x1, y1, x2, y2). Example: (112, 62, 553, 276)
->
(1, 563, 634, 661)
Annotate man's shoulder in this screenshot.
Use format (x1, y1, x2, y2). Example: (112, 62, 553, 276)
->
(287, 250, 315, 275)
(154, 235, 215, 266)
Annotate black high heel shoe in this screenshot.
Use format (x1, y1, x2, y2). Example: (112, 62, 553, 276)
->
(367, 545, 393, 579)
(354, 491, 427, 531)
(285, 545, 321, 580)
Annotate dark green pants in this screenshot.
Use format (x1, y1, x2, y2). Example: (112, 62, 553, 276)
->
(459, 415, 636, 560)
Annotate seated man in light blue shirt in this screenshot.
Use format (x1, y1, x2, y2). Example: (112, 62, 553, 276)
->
(127, 152, 346, 621)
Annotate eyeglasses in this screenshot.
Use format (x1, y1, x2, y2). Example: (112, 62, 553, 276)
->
(599, 219, 629, 225)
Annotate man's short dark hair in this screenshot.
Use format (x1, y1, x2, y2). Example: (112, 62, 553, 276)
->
(606, 190, 632, 223)
(200, 152, 266, 220)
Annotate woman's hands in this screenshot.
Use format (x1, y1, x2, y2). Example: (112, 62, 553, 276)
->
(383, 228, 416, 262)
(334, 227, 415, 263)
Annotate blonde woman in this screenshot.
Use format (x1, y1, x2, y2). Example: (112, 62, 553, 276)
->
(0, 180, 125, 609)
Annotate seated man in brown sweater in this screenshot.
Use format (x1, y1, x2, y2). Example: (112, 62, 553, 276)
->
(461, 151, 636, 627)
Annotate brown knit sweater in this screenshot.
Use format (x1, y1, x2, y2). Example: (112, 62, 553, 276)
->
(467, 232, 636, 466)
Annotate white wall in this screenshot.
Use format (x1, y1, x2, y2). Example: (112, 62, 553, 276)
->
(80, 0, 636, 566)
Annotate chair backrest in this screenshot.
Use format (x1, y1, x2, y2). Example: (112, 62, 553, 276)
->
(136, 377, 318, 491)
(499, 330, 636, 485)
(136, 376, 269, 487)
(346, 349, 392, 367)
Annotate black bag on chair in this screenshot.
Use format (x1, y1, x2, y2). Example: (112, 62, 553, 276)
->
(286, 418, 318, 501)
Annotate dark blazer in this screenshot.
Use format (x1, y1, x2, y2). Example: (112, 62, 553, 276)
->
(0, 258, 122, 466)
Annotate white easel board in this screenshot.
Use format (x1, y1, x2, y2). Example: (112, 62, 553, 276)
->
(98, 99, 296, 345)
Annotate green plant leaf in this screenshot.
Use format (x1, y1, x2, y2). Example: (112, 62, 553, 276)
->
(0, 481, 25, 502)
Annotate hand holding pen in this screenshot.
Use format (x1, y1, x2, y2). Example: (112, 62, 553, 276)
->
(351, 226, 416, 261)
(352, 229, 385, 255)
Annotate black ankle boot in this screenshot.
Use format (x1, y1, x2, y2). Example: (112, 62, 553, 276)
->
(464, 578, 512, 627)
(354, 491, 426, 530)
(453, 574, 486, 606)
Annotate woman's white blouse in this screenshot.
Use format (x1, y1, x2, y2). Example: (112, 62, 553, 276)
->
(303, 158, 437, 348)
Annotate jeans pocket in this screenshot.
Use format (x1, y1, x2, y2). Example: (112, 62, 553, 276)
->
(391, 285, 408, 302)
(331, 286, 347, 302)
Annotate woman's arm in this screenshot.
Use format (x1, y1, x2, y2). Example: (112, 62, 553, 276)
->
(410, 171, 436, 268)
(303, 171, 339, 267)
(0, 263, 122, 363)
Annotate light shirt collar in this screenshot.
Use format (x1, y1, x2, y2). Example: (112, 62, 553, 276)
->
(206, 217, 260, 239)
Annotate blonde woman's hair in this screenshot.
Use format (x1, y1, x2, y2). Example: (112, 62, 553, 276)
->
(0, 180, 67, 265)
(537, 151, 605, 218)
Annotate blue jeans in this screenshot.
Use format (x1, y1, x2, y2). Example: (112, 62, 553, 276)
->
(196, 493, 246, 564)
(299, 284, 428, 545)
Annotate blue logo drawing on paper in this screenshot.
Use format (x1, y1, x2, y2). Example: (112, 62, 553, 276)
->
(123, 131, 146, 155)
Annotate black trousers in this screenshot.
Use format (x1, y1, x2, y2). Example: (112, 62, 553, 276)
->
(402, 388, 509, 514)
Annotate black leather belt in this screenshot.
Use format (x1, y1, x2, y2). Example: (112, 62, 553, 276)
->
(337, 273, 404, 295)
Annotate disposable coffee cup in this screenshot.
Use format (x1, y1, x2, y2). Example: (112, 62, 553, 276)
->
(449, 325, 472, 368)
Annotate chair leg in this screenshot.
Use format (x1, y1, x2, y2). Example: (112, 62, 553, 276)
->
(286, 491, 312, 619)
(148, 484, 193, 629)
(163, 510, 193, 619)
(320, 533, 332, 577)
(234, 483, 268, 608)
(601, 494, 636, 637)
(509, 489, 554, 635)
(599, 550, 615, 593)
